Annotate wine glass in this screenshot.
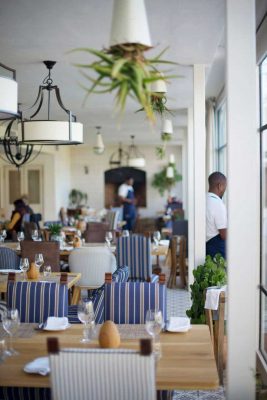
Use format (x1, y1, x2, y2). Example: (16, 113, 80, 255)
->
(31, 230, 39, 241)
(34, 253, 44, 273)
(19, 257, 29, 280)
(105, 231, 113, 248)
(122, 230, 129, 238)
(17, 231, 24, 250)
(43, 265, 52, 278)
(0, 230, 6, 244)
(77, 299, 95, 343)
(153, 231, 161, 248)
(145, 309, 163, 359)
(2, 308, 20, 356)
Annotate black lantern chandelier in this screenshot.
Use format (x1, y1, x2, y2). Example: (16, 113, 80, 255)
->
(109, 143, 129, 167)
(19, 60, 83, 145)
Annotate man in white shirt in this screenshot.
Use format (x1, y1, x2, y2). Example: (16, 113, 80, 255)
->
(118, 176, 136, 231)
(206, 172, 227, 259)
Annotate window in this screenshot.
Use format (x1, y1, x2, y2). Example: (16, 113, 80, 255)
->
(215, 101, 227, 174)
(260, 56, 267, 362)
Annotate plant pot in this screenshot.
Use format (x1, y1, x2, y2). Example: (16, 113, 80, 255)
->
(109, 0, 152, 48)
(162, 119, 173, 134)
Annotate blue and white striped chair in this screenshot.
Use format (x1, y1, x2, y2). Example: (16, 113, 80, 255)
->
(0, 387, 51, 400)
(68, 265, 129, 324)
(48, 338, 156, 400)
(104, 275, 167, 324)
(7, 281, 68, 323)
(0, 248, 20, 270)
(116, 234, 158, 282)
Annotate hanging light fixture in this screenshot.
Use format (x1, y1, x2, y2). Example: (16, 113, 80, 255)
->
(19, 61, 83, 145)
(0, 118, 41, 168)
(109, 142, 129, 167)
(128, 135, 146, 168)
(0, 63, 18, 120)
(93, 126, 105, 155)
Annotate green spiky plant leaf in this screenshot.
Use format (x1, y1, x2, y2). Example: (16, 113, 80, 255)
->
(151, 164, 182, 196)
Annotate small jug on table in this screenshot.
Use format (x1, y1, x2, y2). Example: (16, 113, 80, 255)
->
(27, 262, 39, 280)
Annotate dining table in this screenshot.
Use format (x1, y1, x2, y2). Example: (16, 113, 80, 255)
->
(0, 324, 219, 391)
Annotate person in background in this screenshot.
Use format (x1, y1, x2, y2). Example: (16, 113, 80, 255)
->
(7, 199, 27, 239)
(118, 176, 136, 231)
(206, 172, 227, 259)
(21, 194, 34, 218)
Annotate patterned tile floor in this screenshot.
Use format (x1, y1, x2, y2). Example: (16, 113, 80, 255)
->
(166, 278, 226, 399)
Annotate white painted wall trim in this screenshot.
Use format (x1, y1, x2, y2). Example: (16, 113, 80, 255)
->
(187, 107, 194, 288)
(226, 1, 259, 398)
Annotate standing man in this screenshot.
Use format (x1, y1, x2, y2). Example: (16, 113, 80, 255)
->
(118, 176, 136, 231)
(206, 172, 227, 259)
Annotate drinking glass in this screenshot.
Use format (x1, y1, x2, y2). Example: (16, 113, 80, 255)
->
(43, 265, 52, 278)
(31, 230, 39, 241)
(34, 253, 44, 273)
(105, 231, 113, 248)
(0, 340, 7, 362)
(0, 230, 7, 244)
(17, 231, 24, 250)
(145, 309, 163, 359)
(2, 308, 20, 356)
(77, 299, 95, 343)
(19, 257, 29, 280)
(153, 231, 161, 248)
(122, 230, 129, 238)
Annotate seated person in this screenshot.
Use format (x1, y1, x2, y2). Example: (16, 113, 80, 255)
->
(6, 199, 27, 239)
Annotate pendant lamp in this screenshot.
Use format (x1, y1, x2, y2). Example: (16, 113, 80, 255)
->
(93, 126, 105, 155)
(20, 61, 83, 145)
(128, 135, 146, 168)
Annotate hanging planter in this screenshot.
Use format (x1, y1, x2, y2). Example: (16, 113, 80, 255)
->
(152, 164, 182, 196)
(155, 118, 174, 159)
(72, 0, 177, 122)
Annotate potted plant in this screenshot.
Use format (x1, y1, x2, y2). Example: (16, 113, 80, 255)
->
(186, 255, 227, 324)
(48, 223, 62, 242)
(69, 189, 88, 208)
(151, 164, 182, 196)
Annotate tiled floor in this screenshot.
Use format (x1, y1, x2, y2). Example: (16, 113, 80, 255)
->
(166, 284, 226, 400)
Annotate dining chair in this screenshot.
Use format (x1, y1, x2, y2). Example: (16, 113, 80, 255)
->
(0, 247, 20, 270)
(205, 290, 226, 384)
(104, 274, 167, 324)
(69, 246, 117, 296)
(167, 235, 187, 289)
(7, 273, 68, 323)
(83, 221, 110, 243)
(105, 209, 120, 230)
(116, 234, 158, 282)
(68, 265, 129, 324)
(20, 240, 60, 272)
(47, 337, 156, 400)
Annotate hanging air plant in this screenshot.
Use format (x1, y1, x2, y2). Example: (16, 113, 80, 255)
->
(152, 164, 182, 196)
(73, 46, 177, 123)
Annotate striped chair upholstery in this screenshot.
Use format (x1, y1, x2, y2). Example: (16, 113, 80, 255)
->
(0, 300, 7, 322)
(117, 234, 156, 281)
(7, 281, 68, 323)
(104, 281, 167, 324)
(0, 387, 51, 400)
(48, 346, 155, 400)
(68, 265, 129, 324)
(0, 248, 20, 270)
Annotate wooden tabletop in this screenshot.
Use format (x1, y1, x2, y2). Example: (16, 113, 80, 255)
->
(0, 324, 219, 390)
(0, 272, 81, 294)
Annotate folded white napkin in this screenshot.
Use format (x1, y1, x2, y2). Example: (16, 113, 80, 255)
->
(205, 286, 227, 310)
(0, 269, 22, 274)
(167, 316, 191, 332)
(63, 246, 73, 251)
(24, 357, 50, 376)
(43, 317, 69, 331)
(159, 240, 170, 246)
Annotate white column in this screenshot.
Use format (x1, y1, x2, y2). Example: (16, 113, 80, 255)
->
(187, 107, 194, 287)
(193, 65, 206, 266)
(226, 1, 259, 399)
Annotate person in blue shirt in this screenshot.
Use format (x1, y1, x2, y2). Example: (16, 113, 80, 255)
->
(118, 176, 136, 231)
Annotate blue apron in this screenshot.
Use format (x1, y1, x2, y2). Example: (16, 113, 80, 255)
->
(123, 189, 136, 231)
(206, 234, 226, 259)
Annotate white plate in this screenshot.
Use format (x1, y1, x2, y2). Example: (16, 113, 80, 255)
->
(43, 323, 71, 331)
(0, 269, 22, 274)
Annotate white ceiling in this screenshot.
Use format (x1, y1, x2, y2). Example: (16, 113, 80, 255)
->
(0, 0, 225, 146)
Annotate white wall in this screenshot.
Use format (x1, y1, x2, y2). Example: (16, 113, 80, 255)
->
(70, 144, 183, 217)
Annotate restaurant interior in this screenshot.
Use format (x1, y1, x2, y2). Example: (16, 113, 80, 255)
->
(0, 0, 266, 399)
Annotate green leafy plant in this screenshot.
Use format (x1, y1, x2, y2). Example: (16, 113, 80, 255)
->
(186, 255, 227, 324)
(151, 165, 182, 196)
(69, 189, 88, 208)
(72, 45, 178, 122)
(48, 223, 62, 237)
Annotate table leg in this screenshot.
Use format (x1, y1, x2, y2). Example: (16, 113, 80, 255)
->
(71, 286, 81, 305)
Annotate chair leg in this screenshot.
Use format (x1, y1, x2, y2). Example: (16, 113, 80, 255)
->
(71, 286, 81, 305)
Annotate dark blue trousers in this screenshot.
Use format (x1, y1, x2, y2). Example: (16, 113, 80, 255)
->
(206, 234, 226, 259)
